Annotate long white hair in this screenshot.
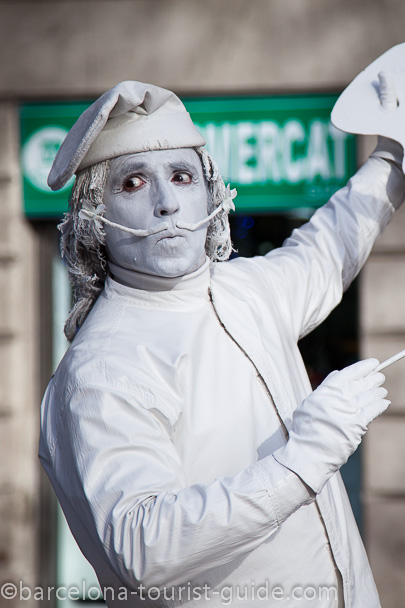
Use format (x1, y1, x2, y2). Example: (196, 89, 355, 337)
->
(59, 147, 233, 342)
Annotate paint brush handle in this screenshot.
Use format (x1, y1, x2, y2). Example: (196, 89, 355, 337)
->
(375, 349, 405, 372)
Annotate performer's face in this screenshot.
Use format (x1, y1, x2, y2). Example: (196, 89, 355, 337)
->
(103, 148, 209, 277)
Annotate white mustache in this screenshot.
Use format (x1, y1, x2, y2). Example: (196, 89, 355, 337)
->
(79, 186, 236, 237)
(80, 202, 225, 237)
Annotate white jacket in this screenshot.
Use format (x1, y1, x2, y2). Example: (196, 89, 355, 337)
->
(40, 156, 402, 608)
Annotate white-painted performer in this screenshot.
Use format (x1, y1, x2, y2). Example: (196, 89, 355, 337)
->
(40, 47, 405, 608)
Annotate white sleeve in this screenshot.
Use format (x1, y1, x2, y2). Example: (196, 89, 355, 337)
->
(46, 383, 313, 591)
(259, 155, 405, 341)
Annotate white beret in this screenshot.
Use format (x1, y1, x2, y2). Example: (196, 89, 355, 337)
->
(48, 80, 206, 191)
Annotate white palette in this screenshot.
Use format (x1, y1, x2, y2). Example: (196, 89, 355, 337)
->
(331, 43, 405, 171)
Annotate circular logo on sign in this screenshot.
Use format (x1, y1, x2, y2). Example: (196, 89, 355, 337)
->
(21, 126, 74, 193)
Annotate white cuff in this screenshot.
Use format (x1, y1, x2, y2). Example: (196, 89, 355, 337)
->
(371, 135, 404, 166)
(255, 456, 315, 524)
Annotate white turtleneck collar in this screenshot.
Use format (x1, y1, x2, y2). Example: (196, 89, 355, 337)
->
(108, 257, 211, 293)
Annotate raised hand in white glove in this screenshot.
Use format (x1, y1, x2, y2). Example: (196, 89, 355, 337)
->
(273, 359, 389, 494)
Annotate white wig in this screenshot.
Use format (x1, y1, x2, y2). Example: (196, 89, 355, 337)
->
(59, 148, 233, 342)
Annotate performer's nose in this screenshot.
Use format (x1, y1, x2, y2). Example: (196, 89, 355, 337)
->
(154, 181, 180, 218)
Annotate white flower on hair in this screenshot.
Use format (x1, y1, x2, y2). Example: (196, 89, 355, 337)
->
(222, 184, 237, 213)
(79, 200, 106, 230)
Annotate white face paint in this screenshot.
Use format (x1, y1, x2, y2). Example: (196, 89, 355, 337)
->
(103, 148, 209, 277)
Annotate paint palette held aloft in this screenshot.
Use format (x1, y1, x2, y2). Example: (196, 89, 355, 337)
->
(331, 43, 405, 173)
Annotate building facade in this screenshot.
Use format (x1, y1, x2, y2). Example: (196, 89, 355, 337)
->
(1, 1, 405, 606)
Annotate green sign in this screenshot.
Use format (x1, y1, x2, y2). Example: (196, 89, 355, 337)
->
(20, 95, 356, 218)
(20, 102, 90, 218)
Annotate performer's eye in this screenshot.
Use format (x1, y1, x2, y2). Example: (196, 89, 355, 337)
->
(123, 176, 144, 191)
(172, 172, 192, 185)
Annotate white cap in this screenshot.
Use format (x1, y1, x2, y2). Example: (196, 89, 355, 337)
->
(48, 81, 206, 191)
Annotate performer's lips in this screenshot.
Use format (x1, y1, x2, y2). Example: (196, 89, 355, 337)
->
(156, 229, 185, 244)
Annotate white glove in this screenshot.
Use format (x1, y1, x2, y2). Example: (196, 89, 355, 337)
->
(273, 359, 389, 494)
(371, 136, 405, 209)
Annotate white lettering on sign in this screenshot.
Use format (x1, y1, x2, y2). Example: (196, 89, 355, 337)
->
(283, 120, 306, 183)
(329, 123, 347, 179)
(258, 121, 282, 183)
(237, 122, 256, 184)
(198, 120, 349, 185)
(204, 123, 232, 178)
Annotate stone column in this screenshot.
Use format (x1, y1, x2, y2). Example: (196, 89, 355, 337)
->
(361, 193, 405, 607)
(0, 102, 41, 607)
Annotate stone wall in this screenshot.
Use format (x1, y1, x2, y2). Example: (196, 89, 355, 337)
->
(0, 103, 39, 605)
(1, 0, 405, 97)
(0, 1, 405, 606)
(361, 203, 405, 606)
